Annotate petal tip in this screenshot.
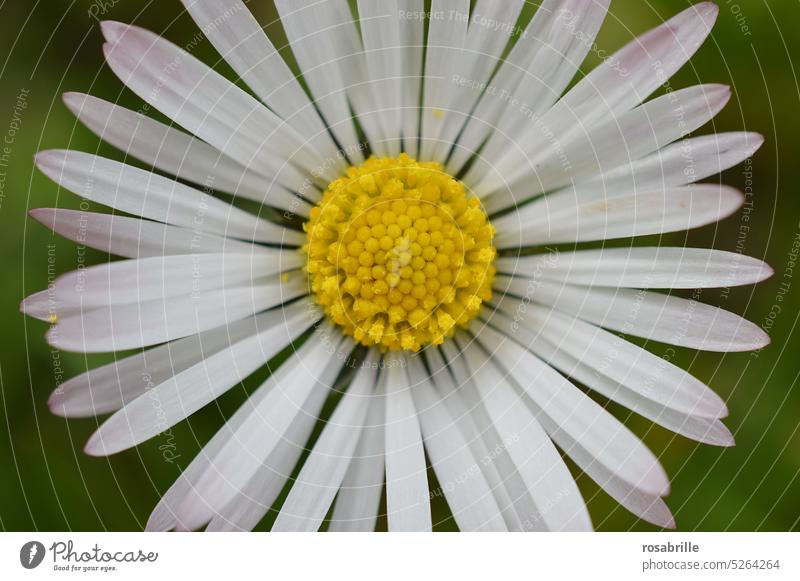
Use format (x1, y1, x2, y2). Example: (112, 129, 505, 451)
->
(27, 207, 47, 221)
(62, 92, 89, 114)
(47, 394, 70, 418)
(759, 262, 776, 283)
(34, 149, 65, 174)
(84, 430, 108, 456)
(700, 1, 720, 17)
(100, 20, 128, 44)
(750, 132, 766, 150)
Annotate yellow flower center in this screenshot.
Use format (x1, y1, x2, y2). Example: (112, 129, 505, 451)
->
(303, 154, 496, 351)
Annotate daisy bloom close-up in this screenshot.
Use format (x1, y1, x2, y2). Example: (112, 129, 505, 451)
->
(21, 0, 774, 533)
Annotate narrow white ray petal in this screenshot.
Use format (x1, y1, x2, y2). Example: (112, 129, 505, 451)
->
(273, 351, 380, 531)
(44, 252, 301, 308)
(528, 332, 734, 446)
(35, 151, 301, 246)
(207, 343, 347, 531)
(407, 356, 507, 531)
(441, 347, 546, 533)
(424, 347, 525, 531)
(483, 84, 732, 201)
(442, 340, 548, 531)
(83, 304, 316, 456)
(547, 424, 676, 528)
(463, 344, 684, 521)
(329, 382, 386, 532)
(18, 290, 81, 324)
(27, 209, 257, 260)
(494, 279, 769, 352)
(456, 339, 592, 531)
(147, 329, 344, 532)
(497, 247, 773, 289)
(474, 323, 670, 497)
(477, 2, 718, 190)
(419, 0, 469, 162)
(450, 0, 609, 175)
(495, 184, 743, 248)
(431, 0, 525, 163)
(47, 277, 306, 353)
(179, 0, 341, 166)
(483, 132, 763, 216)
(356, 0, 403, 156)
(384, 356, 432, 531)
(563, 2, 719, 127)
(528, 132, 765, 214)
(63, 93, 310, 216)
(100, 21, 330, 190)
(398, 0, 424, 158)
(274, 0, 366, 164)
(462, 0, 610, 180)
(172, 326, 348, 531)
(48, 304, 317, 418)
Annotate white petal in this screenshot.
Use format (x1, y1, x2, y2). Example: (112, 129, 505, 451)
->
(356, 0, 403, 156)
(520, 331, 735, 447)
(564, 2, 719, 126)
(460, 0, 609, 179)
(48, 307, 309, 418)
(35, 150, 301, 245)
(172, 326, 348, 531)
(475, 2, 718, 191)
(494, 184, 744, 247)
(473, 323, 670, 497)
(474, 324, 681, 525)
(274, 0, 366, 164)
(28, 209, 258, 260)
(456, 339, 592, 531)
(63, 92, 309, 216)
(483, 132, 763, 216)
(398, 0, 424, 158)
(438, 340, 542, 531)
(490, 300, 729, 419)
(47, 277, 307, 352)
(384, 356, 432, 531)
(272, 351, 380, 531)
(431, 0, 525, 163)
(424, 347, 525, 531)
(408, 356, 507, 531)
(83, 303, 315, 455)
(101, 21, 330, 191)
(206, 357, 339, 532)
(329, 383, 386, 532)
(450, 0, 609, 174)
(42, 252, 300, 308)
(419, 0, 469, 162)
(482, 84, 732, 201)
(18, 290, 80, 324)
(495, 278, 769, 352)
(179, 0, 342, 165)
(549, 425, 676, 528)
(148, 330, 344, 532)
(497, 247, 773, 289)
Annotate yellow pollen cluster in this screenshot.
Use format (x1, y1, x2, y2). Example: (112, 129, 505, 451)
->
(303, 154, 496, 351)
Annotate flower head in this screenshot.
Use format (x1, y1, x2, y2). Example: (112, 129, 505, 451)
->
(23, 0, 771, 531)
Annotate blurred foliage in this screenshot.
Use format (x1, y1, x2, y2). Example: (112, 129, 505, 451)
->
(0, 0, 798, 531)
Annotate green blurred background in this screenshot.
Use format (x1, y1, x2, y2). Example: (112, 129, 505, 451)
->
(0, 0, 798, 531)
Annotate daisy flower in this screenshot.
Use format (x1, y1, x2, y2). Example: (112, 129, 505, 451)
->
(24, 0, 772, 532)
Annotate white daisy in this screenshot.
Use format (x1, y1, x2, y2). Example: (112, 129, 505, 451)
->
(24, 0, 772, 531)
